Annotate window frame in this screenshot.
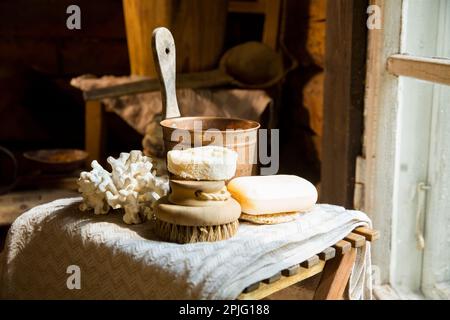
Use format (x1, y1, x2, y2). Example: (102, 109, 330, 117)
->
(362, 0, 450, 299)
(360, 0, 403, 291)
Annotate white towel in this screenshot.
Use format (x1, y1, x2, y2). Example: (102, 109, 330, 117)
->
(0, 197, 372, 300)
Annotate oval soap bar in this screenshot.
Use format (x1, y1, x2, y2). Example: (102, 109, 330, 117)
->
(227, 175, 318, 215)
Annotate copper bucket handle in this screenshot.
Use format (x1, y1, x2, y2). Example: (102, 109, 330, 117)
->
(152, 27, 181, 120)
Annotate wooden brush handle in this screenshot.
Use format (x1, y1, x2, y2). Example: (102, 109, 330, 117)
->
(195, 187, 230, 201)
(152, 27, 181, 119)
(155, 196, 241, 226)
(168, 180, 230, 206)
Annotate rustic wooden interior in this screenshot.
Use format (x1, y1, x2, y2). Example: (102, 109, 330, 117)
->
(0, 0, 369, 300)
(0, 0, 325, 180)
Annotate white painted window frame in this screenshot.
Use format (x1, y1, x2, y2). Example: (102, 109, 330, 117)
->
(361, 0, 450, 299)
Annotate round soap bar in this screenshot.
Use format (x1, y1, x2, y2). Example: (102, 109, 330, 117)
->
(167, 146, 238, 181)
(227, 175, 318, 215)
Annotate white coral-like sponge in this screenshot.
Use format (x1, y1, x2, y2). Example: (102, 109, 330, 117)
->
(77, 151, 169, 224)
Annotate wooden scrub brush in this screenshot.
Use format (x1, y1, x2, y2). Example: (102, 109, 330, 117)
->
(153, 180, 241, 243)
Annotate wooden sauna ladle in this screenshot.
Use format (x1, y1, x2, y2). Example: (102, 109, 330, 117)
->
(84, 41, 297, 101)
(153, 27, 260, 178)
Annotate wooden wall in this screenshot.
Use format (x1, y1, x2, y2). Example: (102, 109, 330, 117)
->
(0, 0, 130, 151)
(278, 0, 326, 184)
(320, 0, 368, 207)
(0, 0, 326, 185)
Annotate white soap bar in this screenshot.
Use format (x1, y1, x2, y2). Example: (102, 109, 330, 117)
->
(227, 175, 317, 215)
(167, 146, 238, 181)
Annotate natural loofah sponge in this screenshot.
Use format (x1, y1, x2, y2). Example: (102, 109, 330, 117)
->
(77, 150, 169, 224)
(167, 146, 238, 181)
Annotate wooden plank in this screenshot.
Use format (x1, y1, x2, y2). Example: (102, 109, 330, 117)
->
(300, 255, 320, 268)
(319, 247, 336, 261)
(333, 240, 351, 255)
(123, 0, 227, 76)
(313, 248, 357, 300)
(242, 282, 260, 293)
(387, 54, 450, 86)
(320, 0, 368, 208)
(281, 264, 300, 277)
(238, 260, 325, 300)
(83, 77, 156, 100)
(228, 0, 266, 13)
(362, 0, 403, 285)
(344, 233, 366, 248)
(83, 69, 227, 101)
(85, 100, 104, 165)
(262, 0, 281, 49)
(354, 227, 380, 242)
(122, 0, 169, 76)
(263, 271, 282, 284)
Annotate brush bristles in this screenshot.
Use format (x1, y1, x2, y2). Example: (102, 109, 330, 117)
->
(154, 219, 239, 244)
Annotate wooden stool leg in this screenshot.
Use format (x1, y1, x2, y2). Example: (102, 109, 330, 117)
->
(313, 247, 357, 300)
(85, 100, 105, 165)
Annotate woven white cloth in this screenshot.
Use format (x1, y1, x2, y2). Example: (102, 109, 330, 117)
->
(0, 197, 372, 300)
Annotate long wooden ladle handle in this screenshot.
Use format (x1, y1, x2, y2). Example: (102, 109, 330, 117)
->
(152, 27, 181, 119)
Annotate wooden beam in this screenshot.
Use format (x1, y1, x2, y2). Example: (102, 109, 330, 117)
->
(83, 69, 227, 101)
(354, 227, 380, 242)
(262, 0, 281, 49)
(344, 233, 366, 248)
(333, 240, 352, 255)
(122, 0, 170, 76)
(387, 54, 450, 86)
(319, 247, 336, 261)
(300, 255, 320, 268)
(123, 0, 228, 76)
(242, 281, 260, 293)
(281, 264, 300, 277)
(321, 0, 368, 208)
(85, 100, 105, 165)
(363, 0, 403, 285)
(263, 271, 282, 284)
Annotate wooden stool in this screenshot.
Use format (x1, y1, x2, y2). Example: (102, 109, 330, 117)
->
(237, 227, 379, 300)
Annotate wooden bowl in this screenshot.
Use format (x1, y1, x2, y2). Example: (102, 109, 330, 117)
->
(23, 149, 88, 173)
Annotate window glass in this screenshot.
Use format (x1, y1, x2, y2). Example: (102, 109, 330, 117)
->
(392, 0, 450, 298)
(402, 0, 450, 59)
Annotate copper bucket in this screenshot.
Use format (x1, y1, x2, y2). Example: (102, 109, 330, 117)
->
(153, 28, 260, 178)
